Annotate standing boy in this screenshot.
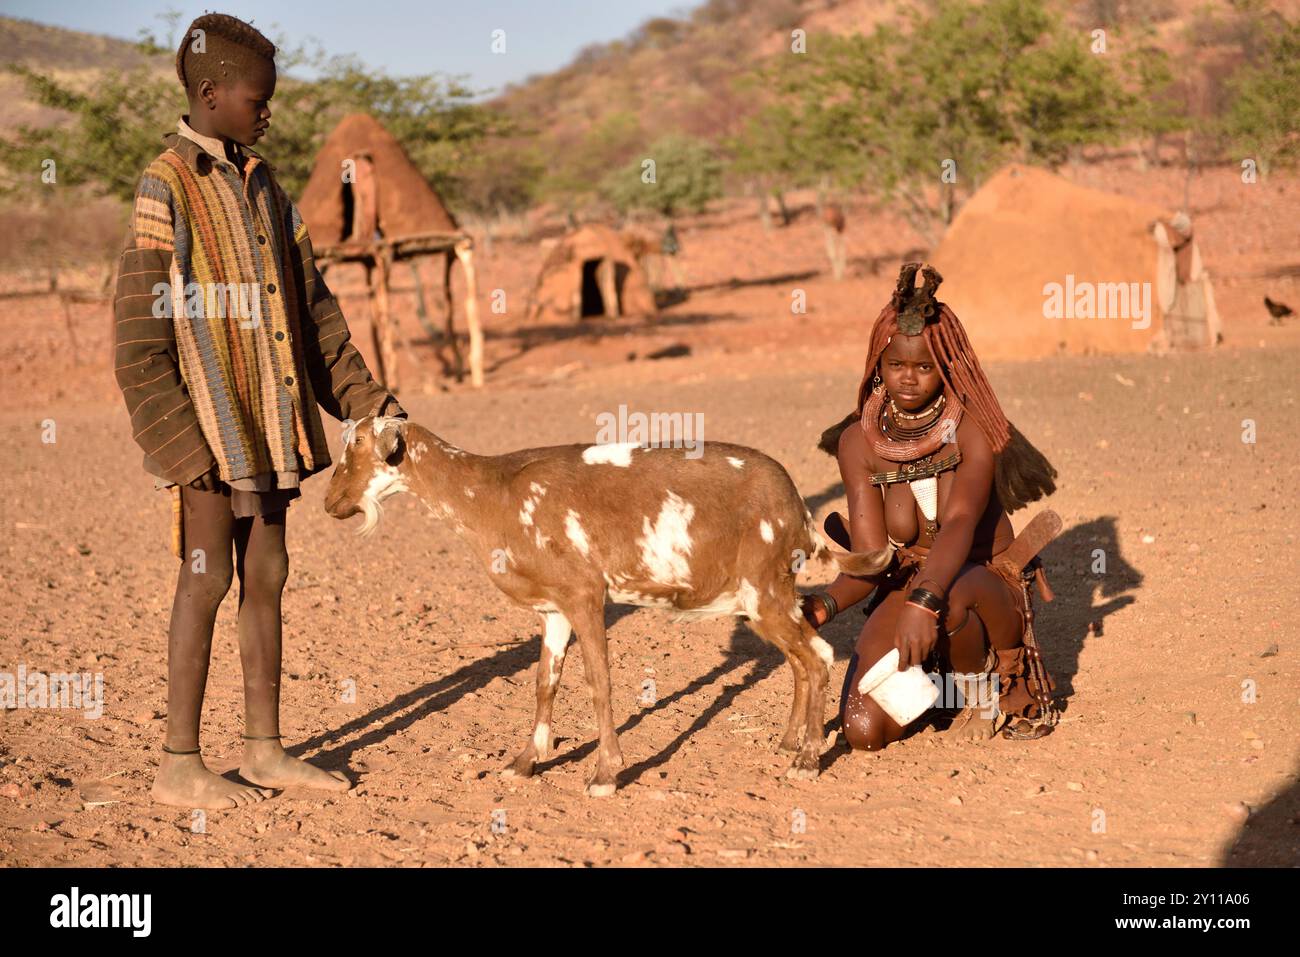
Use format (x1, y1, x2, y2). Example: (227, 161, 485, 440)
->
(114, 13, 402, 808)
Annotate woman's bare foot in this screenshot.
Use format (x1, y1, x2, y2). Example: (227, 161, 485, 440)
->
(943, 705, 1000, 741)
(152, 752, 275, 809)
(239, 739, 350, 791)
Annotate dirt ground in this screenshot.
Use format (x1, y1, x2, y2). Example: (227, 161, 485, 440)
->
(2, 162, 1299, 867)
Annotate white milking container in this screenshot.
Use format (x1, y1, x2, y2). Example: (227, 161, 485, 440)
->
(857, 648, 940, 725)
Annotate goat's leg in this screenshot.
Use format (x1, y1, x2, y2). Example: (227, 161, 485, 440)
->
(568, 599, 622, 797)
(787, 618, 832, 779)
(502, 610, 571, 779)
(747, 615, 808, 752)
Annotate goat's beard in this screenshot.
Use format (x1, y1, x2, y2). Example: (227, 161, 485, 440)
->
(356, 469, 408, 537)
(357, 495, 383, 537)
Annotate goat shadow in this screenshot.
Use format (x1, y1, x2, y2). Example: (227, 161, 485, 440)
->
(532, 616, 787, 789)
(291, 513, 1139, 783)
(292, 604, 788, 786)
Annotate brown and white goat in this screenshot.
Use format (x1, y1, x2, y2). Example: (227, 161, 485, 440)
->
(323, 415, 882, 796)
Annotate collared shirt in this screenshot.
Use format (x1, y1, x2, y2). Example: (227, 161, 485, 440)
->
(114, 116, 399, 489)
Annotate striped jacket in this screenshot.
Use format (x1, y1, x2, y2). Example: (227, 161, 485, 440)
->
(114, 119, 398, 488)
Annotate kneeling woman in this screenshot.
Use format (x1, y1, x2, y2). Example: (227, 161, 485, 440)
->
(805, 263, 1060, 749)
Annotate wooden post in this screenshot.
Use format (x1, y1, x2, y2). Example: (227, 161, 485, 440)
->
(373, 246, 399, 393)
(454, 238, 484, 388)
(597, 256, 618, 317)
(364, 260, 387, 388)
(442, 250, 465, 381)
(408, 258, 440, 342)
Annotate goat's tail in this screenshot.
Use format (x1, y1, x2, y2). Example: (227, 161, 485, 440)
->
(802, 510, 833, 567)
(832, 543, 896, 577)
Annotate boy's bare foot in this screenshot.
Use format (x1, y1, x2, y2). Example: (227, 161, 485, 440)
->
(239, 739, 350, 792)
(152, 752, 275, 809)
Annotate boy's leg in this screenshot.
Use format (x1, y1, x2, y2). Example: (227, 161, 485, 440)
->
(152, 485, 274, 809)
(234, 510, 349, 791)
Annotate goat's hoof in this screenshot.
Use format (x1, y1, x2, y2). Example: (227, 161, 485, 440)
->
(784, 755, 821, 780)
(585, 780, 617, 798)
(777, 732, 803, 753)
(501, 756, 536, 779)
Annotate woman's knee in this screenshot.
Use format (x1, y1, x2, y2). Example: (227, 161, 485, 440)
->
(841, 692, 889, 751)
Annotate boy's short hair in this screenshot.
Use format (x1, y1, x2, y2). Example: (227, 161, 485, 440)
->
(175, 12, 277, 96)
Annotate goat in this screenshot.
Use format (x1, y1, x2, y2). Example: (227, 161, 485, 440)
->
(323, 415, 885, 796)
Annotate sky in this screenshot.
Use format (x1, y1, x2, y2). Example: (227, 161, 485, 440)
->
(0, 0, 690, 96)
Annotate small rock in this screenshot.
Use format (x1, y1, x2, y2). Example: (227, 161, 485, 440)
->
(1183, 712, 1197, 726)
(1223, 802, 1251, 824)
(1250, 739, 1265, 751)
(1066, 782, 1084, 792)
(1085, 849, 1099, 863)
(948, 795, 963, 806)
(654, 841, 688, 856)
(1260, 644, 1279, 658)
(1141, 534, 1156, 544)
(620, 849, 647, 865)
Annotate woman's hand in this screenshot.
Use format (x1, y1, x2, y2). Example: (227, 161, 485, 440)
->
(895, 602, 940, 670)
(799, 594, 828, 629)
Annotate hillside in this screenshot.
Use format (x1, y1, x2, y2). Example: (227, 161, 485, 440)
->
(491, 0, 1297, 191)
(0, 16, 171, 134)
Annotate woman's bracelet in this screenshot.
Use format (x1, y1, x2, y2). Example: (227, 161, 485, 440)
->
(906, 600, 941, 619)
(914, 577, 948, 600)
(815, 592, 838, 623)
(907, 587, 946, 616)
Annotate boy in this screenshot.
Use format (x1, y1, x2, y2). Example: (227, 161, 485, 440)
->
(113, 12, 403, 808)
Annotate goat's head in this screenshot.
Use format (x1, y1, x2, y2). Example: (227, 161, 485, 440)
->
(323, 414, 408, 534)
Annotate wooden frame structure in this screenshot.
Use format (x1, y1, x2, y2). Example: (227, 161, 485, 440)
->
(316, 230, 483, 390)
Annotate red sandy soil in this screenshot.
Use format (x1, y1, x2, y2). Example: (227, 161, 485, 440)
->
(1, 158, 1298, 867)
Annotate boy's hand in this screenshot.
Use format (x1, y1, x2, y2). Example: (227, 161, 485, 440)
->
(188, 467, 219, 492)
(378, 394, 407, 420)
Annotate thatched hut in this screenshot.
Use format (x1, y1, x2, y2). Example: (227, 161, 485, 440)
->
(297, 113, 482, 388)
(932, 164, 1220, 359)
(526, 224, 656, 325)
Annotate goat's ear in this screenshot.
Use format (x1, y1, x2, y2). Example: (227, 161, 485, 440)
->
(375, 421, 404, 463)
